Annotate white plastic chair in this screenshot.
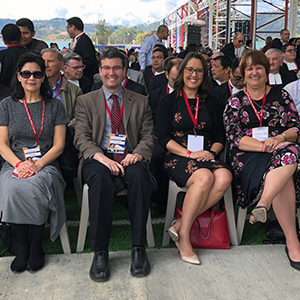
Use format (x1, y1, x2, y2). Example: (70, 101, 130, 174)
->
(161, 179, 239, 246)
(76, 183, 155, 252)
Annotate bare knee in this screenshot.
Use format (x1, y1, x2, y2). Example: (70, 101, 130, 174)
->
(213, 169, 232, 191)
(187, 169, 214, 188)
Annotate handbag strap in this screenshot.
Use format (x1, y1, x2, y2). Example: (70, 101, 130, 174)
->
(200, 206, 217, 240)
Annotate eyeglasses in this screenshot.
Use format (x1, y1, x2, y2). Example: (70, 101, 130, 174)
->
(238, 40, 244, 43)
(184, 67, 204, 76)
(19, 70, 44, 79)
(66, 64, 86, 70)
(285, 49, 296, 53)
(100, 66, 124, 72)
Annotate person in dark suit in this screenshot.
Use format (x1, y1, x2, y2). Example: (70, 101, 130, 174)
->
(211, 58, 244, 109)
(280, 43, 299, 85)
(63, 52, 93, 94)
(66, 17, 98, 81)
(270, 29, 290, 50)
(0, 24, 29, 87)
(211, 55, 232, 87)
(74, 47, 155, 282)
(220, 32, 244, 60)
(91, 52, 146, 95)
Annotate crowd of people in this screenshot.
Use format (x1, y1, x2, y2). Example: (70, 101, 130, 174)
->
(1, 17, 300, 283)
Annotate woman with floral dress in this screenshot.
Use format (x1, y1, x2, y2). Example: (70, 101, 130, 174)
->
(156, 52, 232, 265)
(224, 50, 300, 270)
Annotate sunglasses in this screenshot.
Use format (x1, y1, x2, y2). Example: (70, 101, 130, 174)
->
(19, 70, 44, 79)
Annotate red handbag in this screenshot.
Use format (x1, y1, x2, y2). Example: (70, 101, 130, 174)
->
(176, 206, 230, 249)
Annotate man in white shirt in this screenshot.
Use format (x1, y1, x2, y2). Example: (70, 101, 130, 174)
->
(284, 79, 300, 117)
(280, 43, 299, 84)
(265, 48, 285, 87)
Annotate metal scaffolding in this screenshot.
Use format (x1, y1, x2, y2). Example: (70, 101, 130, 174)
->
(162, 0, 300, 52)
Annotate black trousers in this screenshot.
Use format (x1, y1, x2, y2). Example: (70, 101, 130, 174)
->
(82, 159, 152, 251)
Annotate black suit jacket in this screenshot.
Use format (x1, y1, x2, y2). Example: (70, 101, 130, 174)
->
(79, 76, 93, 94)
(148, 84, 168, 121)
(73, 34, 98, 80)
(91, 78, 146, 96)
(211, 81, 231, 110)
(148, 73, 168, 94)
(270, 38, 284, 51)
(143, 66, 154, 91)
(279, 64, 298, 85)
(220, 42, 235, 60)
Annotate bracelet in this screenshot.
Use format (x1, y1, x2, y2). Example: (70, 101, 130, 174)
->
(281, 133, 287, 141)
(186, 150, 192, 158)
(262, 143, 265, 152)
(208, 150, 217, 159)
(15, 161, 22, 168)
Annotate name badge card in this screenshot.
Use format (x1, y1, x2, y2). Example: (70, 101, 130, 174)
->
(107, 134, 127, 154)
(187, 135, 204, 152)
(22, 146, 42, 163)
(252, 127, 269, 141)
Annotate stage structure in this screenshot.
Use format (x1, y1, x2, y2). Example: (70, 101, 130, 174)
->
(162, 0, 300, 52)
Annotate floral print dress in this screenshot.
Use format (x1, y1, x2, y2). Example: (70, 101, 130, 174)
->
(224, 87, 300, 208)
(156, 92, 229, 188)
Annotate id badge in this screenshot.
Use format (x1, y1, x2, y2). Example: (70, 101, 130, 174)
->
(22, 145, 42, 163)
(252, 127, 269, 141)
(107, 134, 127, 154)
(187, 135, 204, 152)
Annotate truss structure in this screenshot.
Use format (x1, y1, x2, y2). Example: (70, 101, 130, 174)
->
(163, 0, 300, 52)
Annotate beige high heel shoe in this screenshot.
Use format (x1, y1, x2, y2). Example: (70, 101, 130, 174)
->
(175, 241, 200, 265)
(167, 220, 179, 242)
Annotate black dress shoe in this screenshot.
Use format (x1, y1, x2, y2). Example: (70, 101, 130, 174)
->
(130, 246, 150, 277)
(285, 246, 300, 271)
(27, 249, 45, 272)
(89, 251, 110, 282)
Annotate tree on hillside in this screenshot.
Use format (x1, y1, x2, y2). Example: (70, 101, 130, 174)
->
(110, 26, 142, 44)
(92, 19, 111, 45)
(135, 30, 156, 45)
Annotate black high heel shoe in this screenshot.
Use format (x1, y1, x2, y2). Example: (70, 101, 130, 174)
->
(285, 246, 300, 271)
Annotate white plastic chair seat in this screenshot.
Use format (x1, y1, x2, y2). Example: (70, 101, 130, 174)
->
(76, 183, 155, 252)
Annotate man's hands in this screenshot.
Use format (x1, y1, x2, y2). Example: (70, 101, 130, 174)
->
(93, 152, 143, 176)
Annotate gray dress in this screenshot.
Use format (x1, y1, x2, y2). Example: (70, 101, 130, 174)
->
(0, 96, 69, 241)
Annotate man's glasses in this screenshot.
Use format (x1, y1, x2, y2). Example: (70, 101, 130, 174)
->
(19, 70, 44, 79)
(184, 67, 204, 76)
(238, 40, 244, 43)
(66, 64, 86, 70)
(100, 66, 124, 72)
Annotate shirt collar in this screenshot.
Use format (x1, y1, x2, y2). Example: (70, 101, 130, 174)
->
(103, 86, 123, 102)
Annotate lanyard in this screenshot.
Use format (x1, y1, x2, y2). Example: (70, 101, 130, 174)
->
(228, 81, 233, 95)
(151, 68, 155, 75)
(166, 85, 169, 94)
(23, 98, 45, 144)
(123, 77, 129, 88)
(72, 32, 85, 52)
(53, 75, 63, 98)
(104, 91, 125, 134)
(7, 44, 24, 48)
(244, 87, 267, 127)
(182, 90, 200, 134)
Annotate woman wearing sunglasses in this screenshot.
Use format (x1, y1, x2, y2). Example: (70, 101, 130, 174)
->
(0, 52, 69, 272)
(156, 52, 232, 265)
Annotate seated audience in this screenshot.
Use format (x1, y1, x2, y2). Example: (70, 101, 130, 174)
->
(156, 53, 232, 265)
(265, 48, 286, 87)
(224, 50, 300, 270)
(0, 52, 69, 273)
(211, 55, 232, 86)
(280, 43, 299, 84)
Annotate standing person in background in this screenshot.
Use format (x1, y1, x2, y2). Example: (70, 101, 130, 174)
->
(16, 18, 48, 54)
(270, 29, 290, 50)
(220, 32, 245, 60)
(66, 17, 98, 81)
(139, 25, 169, 72)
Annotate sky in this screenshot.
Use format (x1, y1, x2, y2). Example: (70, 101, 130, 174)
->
(1, 0, 188, 26)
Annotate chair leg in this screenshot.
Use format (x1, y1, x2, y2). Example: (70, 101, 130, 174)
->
(162, 180, 181, 246)
(76, 184, 89, 252)
(60, 223, 71, 254)
(237, 207, 247, 245)
(223, 184, 238, 246)
(146, 210, 155, 248)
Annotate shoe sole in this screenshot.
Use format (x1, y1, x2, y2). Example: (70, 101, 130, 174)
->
(252, 207, 267, 223)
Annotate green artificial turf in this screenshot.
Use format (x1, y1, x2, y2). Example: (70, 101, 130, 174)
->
(1, 180, 271, 257)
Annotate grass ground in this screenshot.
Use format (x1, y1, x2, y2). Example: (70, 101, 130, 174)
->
(1, 180, 271, 256)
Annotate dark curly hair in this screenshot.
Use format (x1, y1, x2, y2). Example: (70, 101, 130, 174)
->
(11, 52, 52, 101)
(173, 52, 212, 99)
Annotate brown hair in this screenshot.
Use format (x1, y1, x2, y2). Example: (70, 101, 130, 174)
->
(239, 50, 270, 78)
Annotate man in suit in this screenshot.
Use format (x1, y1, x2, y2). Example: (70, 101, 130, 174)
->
(270, 29, 290, 50)
(74, 47, 154, 282)
(63, 52, 93, 94)
(16, 18, 48, 54)
(91, 52, 146, 95)
(41, 48, 82, 127)
(280, 43, 299, 84)
(67, 17, 98, 80)
(0, 24, 29, 87)
(211, 55, 232, 87)
(220, 32, 244, 60)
